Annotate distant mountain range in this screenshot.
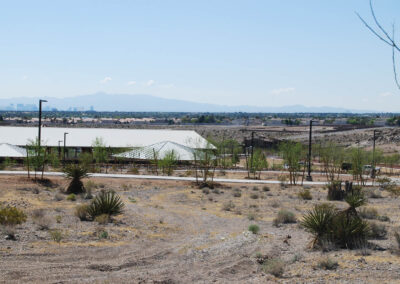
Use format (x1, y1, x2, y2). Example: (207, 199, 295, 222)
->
(0, 92, 377, 113)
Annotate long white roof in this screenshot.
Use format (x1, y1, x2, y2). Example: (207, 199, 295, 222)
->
(0, 127, 214, 149)
(0, 143, 27, 158)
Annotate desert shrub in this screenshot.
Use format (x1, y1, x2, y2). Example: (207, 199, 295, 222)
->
(32, 210, 51, 230)
(55, 215, 62, 223)
(2, 226, 16, 240)
(317, 257, 338, 270)
(263, 258, 285, 277)
(273, 210, 296, 227)
(278, 175, 287, 187)
(248, 213, 256, 220)
(300, 203, 336, 247)
(378, 215, 390, 222)
(202, 188, 210, 195)
(248, 224, 260, 234)
(0, 206, 27, 226)
(85, 180, 97, 191)
(32, 209, 45, 219)
(86, 190, 124, 219)
(298, 189, 312, 200)
(64, 164, 88, 194)
(222, 201, 235, 211)
(84, 188, 93, 200)
(67, 193, 76, 201)
(263, 186, 270, 192)
(49, 230, 62, 243)
(359, 207, 379, 220)
(127, 167, 139, 174)
(98, 230, 108, 239)
(252, 186, 259, 191)
(327, 180, 344, 201)
(233, 189, 242, 197)
(369, 222, 387, 239)
(75, 204, 89, 221)
(250, 193, 259, 199)
(212, 188, 220, 194)
(395, 231, 400, 249)
(94, 214, 110, 224)
(330, 212, 370, 248)
(270, 200, 280, 208)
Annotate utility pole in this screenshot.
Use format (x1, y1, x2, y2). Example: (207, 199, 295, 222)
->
(63, 132, 68, 166)
(306, 120, 313, 181)
(58, 140, 63, 159)
(38, 99, 47, 149)
(371, 130, 378, 178)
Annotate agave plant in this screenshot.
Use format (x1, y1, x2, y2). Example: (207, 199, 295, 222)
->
(300, 203, 336, 248)
(86, 190, 124, 219)
(64, 164, 89, 194)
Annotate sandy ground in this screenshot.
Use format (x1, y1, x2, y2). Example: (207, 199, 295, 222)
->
(1, 175, 400, 283)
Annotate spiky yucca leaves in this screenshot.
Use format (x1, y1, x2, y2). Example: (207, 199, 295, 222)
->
(86, 190, 124, 220)
(345, 190, 367, 215)
(64, 164, 88, 194)
(300, 203, 336, 248)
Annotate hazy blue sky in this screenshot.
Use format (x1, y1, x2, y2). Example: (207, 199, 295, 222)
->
(1, 0, 400, 111)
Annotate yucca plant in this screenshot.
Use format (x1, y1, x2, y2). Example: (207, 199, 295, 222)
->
(300, 203, 336, 248)
(86, 190, 124, 220)
(64, 164, 89, 194)
(345, 190, 367, 215)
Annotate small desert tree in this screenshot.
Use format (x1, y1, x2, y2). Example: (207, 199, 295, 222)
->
(320, 142, 345, 182)
(92, 137, 108, 172)
(248, 149, 268, 179)
(158, 150, 179, 176)
(279, 141, 305, 185)
(350, 147, 368, 185)
(26, 138, 47, 180)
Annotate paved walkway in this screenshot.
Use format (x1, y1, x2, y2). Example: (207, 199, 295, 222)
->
(0, 170, 378, 186)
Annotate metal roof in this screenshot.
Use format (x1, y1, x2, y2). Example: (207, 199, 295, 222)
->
(0, 143, 27, 158)
(0, 127, 214, 149)
(114, 141, 196, 161)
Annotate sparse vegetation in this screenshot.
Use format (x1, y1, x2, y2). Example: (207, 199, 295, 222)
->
(49, 230, 63, 243)
(263, 258, 285, 277)
(248, 224, 260, 234)
(64, 164, 88, 194)
(298, 188, 312, 200)
(67, 193, 76, 201)
(273, 210, 296, 226)
(86, 190, 124, 220)
(0, 206, 27, 226)
(317, 256, 338, 270)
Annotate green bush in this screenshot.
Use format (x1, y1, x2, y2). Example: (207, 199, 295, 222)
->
(67, 193, 76, 201)
(0, 206, 27, 226)
(86, 190, 124, 219)
(273, 210, 296, 226)
(49, 230, 63, 243)
(298, 189, 312, 200)
(248, 224, 260, 234)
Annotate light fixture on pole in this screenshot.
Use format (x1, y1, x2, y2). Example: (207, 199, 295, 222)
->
(306, 120, 313, 181)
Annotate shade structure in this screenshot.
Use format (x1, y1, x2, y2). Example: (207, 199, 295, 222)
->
(0, 143, 27, 158)
(114, 141, 196, 161)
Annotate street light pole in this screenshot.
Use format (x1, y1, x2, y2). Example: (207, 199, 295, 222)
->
(306, 120, 313, 181)
(38, 99, 47, 148)
(58, 140, 63, 159)
(63, 132, 68, 166)
(371, 130, 378, 178)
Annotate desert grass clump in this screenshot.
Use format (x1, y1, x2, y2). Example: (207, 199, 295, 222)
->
(32, 210, 51, 230)
(368, 222, 387, 239)
(202, 188, 210, 195)
(66, 193, 76, 201)
(222, 201, 235, 211)
(298, 189, 312, 200)
(0, 206, 27, 226)
(75, 204, 90, 221)
(263, 258, 285, 277)
(86, 190, 124, 220)
(233, 188, 242, 197)
(95, 214, 110, 224)
(359, 207, 379, 220)
(64, 164, 88, 194)
(317, 256, 338, 270)
(250, 193, 259, 199)
(49, 229, 63, 243)
(273, 210, 296, 227)
(248, 224, 260, 234)
(263, 186, 270, 192)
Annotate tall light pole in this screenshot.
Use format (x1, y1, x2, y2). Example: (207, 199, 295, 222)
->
(38, 99, 47, 149)
(306, 120, 313, 181)
(63, 132, 68, 166)
(371, 129, 379, 178)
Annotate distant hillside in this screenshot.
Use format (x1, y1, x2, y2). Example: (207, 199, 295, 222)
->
(0, 93, 375, 113)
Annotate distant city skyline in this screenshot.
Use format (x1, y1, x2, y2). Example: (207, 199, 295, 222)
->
(1, 0, 400, 111)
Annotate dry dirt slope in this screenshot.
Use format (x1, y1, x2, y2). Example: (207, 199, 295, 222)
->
(1, 176, 400, 283)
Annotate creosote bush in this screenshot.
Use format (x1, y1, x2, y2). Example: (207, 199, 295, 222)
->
(222, 201, 235, 211)
(273, 210, 296, 227)
(49, 230, 63, 243)
(248, 224, 260, 234)
(0, 206, 27, 226)
(86, 190, 124, 220)
(298, 189, 312, 200)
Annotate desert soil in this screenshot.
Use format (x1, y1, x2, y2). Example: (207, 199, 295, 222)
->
(1, 175, 400, 283)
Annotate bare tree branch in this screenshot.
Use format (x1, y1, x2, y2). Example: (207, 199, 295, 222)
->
(357, 0, 400, 90)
